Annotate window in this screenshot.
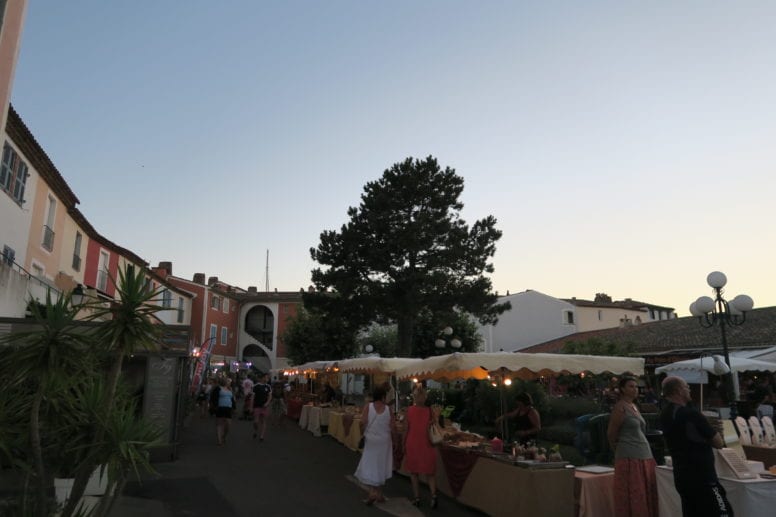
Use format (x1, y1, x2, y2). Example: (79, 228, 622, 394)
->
(209, 324, 217, 341)
(597, 310, 603, 321)
(162, 289, 172, 308)
(41, 195, 56, 251)
(177, 297, 184, 323)
(210, 294, 221, 310)
(563, 310, 575, 325)
(0, 142, 28, 204)
(72, 232, 82, 271)
(222, 298, 229, 313)
(97, 251, 109, 291)
(221, 326, 228, 346)
(2, 245, 15, 266)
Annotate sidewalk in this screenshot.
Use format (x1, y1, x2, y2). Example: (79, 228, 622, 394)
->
(111, 410, 484, 517)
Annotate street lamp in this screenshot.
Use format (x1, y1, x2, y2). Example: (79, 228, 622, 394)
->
(689, 271, 754, 419)
(435, 326, 462, 350)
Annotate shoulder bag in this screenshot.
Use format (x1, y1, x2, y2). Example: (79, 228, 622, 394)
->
(358, 403, 375, 450)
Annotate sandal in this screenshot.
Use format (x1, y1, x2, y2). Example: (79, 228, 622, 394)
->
(363, 496, 376, 506)
(430, 494, 438, 509)
(411, 497, 421, 507)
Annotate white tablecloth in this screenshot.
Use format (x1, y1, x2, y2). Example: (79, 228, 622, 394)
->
(298, 405, 330, 437)
(656, 466, 776, 517)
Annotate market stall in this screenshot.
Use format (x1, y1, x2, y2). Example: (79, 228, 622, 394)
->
(392, 351, 644, 517)
(656, 465, 776, 517)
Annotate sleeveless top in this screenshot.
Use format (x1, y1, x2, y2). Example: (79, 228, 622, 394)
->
(615, 411, 653, 459)
(217, 388, 233, 408)
(365, 403, 392, 442)
(515, 409, 537, 443)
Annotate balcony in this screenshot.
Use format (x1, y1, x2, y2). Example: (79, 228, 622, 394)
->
(42, 225, 55, 252)
(72, 253, 81, 271)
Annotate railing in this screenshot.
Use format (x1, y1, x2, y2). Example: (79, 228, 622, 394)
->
(72, 253, 81, 271)
(42, 225, 55, 251)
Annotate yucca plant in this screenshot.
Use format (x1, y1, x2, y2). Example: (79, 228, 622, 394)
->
(0, 290, 95, 516)
(61, 265, 166, 517)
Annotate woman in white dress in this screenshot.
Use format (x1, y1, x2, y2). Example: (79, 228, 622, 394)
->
(354, 385, 394, 505)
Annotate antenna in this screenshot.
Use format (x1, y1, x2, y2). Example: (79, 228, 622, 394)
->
(265, 249, 269, 292)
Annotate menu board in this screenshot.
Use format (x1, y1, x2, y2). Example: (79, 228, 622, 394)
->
(143, 356, 178, 442)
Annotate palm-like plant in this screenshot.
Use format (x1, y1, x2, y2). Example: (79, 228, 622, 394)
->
(0, 290, 95, 516)
(61, 265, 166, 517)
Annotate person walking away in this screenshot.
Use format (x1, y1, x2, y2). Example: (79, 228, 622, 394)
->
(252, 372, 272, 441)
(659, 376, 733, 516)
(404, 385, 439, 508)
(242, 374, 255, 420)
(354, 385, 394, 505)
(215, 377, 234, 445)
(270, 378, 287, 426)
(495, 393, 541, 444)
(607, 376, 658, 517)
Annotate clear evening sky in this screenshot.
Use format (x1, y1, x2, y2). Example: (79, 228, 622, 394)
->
(10, 1, 776, 315)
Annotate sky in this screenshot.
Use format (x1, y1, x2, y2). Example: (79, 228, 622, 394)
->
(10, 1, 776, 315)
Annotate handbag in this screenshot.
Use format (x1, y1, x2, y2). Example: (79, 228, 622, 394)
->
(428, 408, 444, 446)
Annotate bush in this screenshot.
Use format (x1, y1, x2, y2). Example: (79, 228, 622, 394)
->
(544, 396, 603, 425)
(539, 423, 577, 446)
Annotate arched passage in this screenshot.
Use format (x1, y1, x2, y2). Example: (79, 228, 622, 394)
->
(245, 305, 274, 349)
(242, 343, 271, 373)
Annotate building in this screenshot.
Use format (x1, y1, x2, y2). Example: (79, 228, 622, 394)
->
(478, 290, 676, 353)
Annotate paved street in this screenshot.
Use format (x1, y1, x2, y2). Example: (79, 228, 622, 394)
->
(112, 408, 484, 517)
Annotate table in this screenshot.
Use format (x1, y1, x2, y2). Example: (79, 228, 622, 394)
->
(574, 471, 615, 517)
(286, 398, 303, 420)
(298, 405, 331, 437)
(328, 411, 362, 450)
(656, 465, 776, 517)
(743, 444, 776, 469)
(429, 446, 575, 517)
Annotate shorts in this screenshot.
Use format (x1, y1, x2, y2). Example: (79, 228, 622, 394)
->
(254, 406, 270, 418)
(215, 407, 232, 419)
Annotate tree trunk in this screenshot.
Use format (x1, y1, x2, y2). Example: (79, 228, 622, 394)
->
(397, 315, 415, 357)
(30, 386, 49, 517)
(62, 352, 125, 517)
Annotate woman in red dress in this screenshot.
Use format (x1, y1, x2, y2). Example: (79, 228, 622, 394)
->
(404, 385, 438, 508)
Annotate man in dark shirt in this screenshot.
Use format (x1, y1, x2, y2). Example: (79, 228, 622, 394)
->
(659, 376, 733, 517)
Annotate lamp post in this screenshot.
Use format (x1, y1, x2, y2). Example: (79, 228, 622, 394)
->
(435, 326, 463, 350)
(689, 271, 754, 419)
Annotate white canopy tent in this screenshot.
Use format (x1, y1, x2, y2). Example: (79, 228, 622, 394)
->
(655, 355, 776, 401)
(395, 351, 645, 381)
(336, 356, 422, 374)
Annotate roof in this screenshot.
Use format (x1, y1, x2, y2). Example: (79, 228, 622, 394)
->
(561, 297, 674, 312)
(522, 306, 776, 357)
(6, 104, 79, 207)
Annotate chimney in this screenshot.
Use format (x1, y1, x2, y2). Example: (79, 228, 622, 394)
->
(308, 285, 315, 293)
(248, 286, 257, 294)
(193, 273, 205, 284)
(208, 276, 218, 286)
(158, 261, 173, 276)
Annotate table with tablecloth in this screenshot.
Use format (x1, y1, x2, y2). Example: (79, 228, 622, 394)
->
(743, 444, 776, 469)
(286, 398, 303, 420)
(408, 445, 574, 517)
(574, 470, 615, 517)
(328, 410, 362, 450)
(656, 465, 776, 517)
(298, 405, 331, 437)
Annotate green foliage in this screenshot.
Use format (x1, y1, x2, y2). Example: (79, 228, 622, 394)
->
(357, 324, 398, 357)
(283, 307, 358, 365)
(411, 310, 482, 357)
(307, 156, 510, 357)
(0, 265, 169, 517)
(543, 396, 604, 425)
(561, 338, 634, 356)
